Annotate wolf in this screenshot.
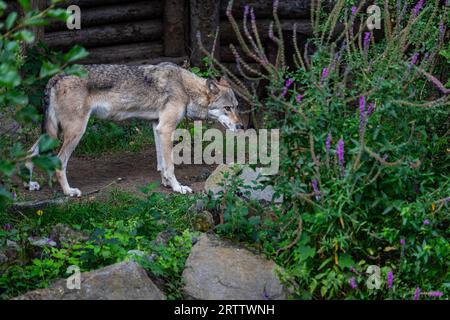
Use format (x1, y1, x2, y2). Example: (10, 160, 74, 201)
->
(25, 63, 243, 196)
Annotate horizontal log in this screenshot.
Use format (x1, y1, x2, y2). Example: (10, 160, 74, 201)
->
(44, 20, 163, 49)
(125, 56, 188, 66)
(221, 0, 311, 19)
(46, 1, 163, 32)
(49, 0, 138, 8)
(220, 19, 313, 44)
(79, 42, 163, 64)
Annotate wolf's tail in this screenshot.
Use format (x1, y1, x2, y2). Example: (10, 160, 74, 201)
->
(41, 74, 64, 138)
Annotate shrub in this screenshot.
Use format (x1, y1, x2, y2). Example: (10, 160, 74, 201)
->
(201, 0, 449, 299)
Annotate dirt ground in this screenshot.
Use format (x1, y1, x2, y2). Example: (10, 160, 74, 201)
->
(18, 148, 216, 202)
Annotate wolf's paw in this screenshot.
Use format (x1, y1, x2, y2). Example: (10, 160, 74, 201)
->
(65, 188, 82, 197)
(174, 185, 192, 194)
(28, 181, 41, 191)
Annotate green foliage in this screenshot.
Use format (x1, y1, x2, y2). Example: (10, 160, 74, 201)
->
(204, 0, 450, 299)
(0, 188, 198, 300)
(0, 1, 88, 208)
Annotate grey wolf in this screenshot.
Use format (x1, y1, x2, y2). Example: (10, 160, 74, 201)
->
(25, 63, 243, 196)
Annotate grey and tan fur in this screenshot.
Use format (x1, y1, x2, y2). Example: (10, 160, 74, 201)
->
(25, 62, 243, 196)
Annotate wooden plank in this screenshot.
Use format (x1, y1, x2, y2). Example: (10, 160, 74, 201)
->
(220, 0, 311, 19)
(49, 0, 138, 8)
(190, 0, 220, 66)
(46, 1, 163, 32)
(220, 19, 313, 44)
(44, 20, 163, 49)
(79, 42, 163, 64)
(164, 0, 186, 57)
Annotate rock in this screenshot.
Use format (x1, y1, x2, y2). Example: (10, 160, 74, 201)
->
(192, 211, 215, 232)
(182, 234, 287, 300)
(0, 252, 7, 264)
(14, 261, 165, 300)
(50, 224, 89, 245)
(6, 240, 19, 250)
(28, 237, 57, 247)
(204, 164, 282, 203)
(188, 199, 206, 213)
(127, 250, 156, 263)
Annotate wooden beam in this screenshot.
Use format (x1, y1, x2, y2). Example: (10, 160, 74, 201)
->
(46, 1, 163, 32)
(44, 21, 163, 49)
(79, 42, 163, 64)
(220, 0, 310, 19)
(190, 0, 220, 66)
(163, 0, 186, 57)
(220, 19, 313, 44)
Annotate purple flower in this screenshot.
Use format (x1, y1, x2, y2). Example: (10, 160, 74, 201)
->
(412, 0, 424, 17)
(423, 219, 430, 225)
(321, 68, 329, 82)
(273, 0, 279, 10)
(427, 291, 443, 297)
(3, 223, 12, 231)
(336, 138, 345, 168)
(359, 96, 366, 132)
(351, 6, 357, 16)
(349, 277, 357, 289)
(285, 78, 294, 88)
(312, 179, 321, 200)
(296, 94, 303, 104)
(387, 271, 394, 289)
(439, 21, 445, 38)
(244, 4, 250, 17)
(367, 102, 375, 116)
(250, 7, 256, 25)
(400, 239, 406, 246)
(12, 191, 17, 201)
(363, 32, 371, 51)
(410, 52, 419, 68)
(414, 287, 421, 300)
(325, 133, 332, 153)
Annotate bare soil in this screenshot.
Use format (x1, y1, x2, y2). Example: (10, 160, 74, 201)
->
(18, 149, 216, 202)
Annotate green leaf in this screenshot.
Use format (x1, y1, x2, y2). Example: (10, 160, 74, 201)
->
(32, 155, 61, 175)
(14, 30, 35, 43)
(339, 253, 355, 269)
(5, 12, 18, 30)
(0, 160, 15, 177)
(39, 61, 60, 78)
(38, 134, 60, 153)
(63, 45, 89, 63)
(18, 0, 31, 12)
(5, 90, 28, 105)
(15, 105, 39, 123)
(47, 8, 70, 21)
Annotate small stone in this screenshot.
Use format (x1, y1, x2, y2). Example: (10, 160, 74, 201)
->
(28, 237, 57, 247)
(192, 211, 215, 232)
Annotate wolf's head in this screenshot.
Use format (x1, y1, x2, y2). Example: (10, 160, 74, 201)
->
(206, 78, 244, 131)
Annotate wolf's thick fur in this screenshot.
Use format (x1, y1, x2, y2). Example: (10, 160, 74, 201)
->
(26, 62, 243, 196)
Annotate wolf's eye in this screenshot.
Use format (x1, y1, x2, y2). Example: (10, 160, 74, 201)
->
(224, 106, 232, 112)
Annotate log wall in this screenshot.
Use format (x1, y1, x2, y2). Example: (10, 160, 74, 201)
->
(16, 0, 312, 66)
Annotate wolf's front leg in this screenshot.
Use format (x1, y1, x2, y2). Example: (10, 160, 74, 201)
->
(156, 127, 192, 194)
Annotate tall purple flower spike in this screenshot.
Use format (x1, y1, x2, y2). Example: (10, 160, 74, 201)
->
(387, 271, 394, 289)
(326, 133, 332, 153)
(412, 0, 424, 17)
(414, 287, 421, 300)
(337, 138, 345, 168)
(363, 32, 371, 51)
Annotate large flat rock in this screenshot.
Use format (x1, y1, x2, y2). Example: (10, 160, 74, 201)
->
(182, 234, 287, 300)
(14, 261, 165, 300)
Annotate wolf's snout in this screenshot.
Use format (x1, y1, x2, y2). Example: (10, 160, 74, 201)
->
(236, 124, 244, 130)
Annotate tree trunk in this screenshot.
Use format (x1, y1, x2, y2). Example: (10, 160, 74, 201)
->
(164, 0, 186, 57)
(190, 0, 220, 66)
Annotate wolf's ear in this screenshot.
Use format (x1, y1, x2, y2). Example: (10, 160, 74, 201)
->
(206, 78, 220, 95)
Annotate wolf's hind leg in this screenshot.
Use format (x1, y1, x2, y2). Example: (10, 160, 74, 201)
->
(24, 140, 41, 191)
(56, 116, 89, 197)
